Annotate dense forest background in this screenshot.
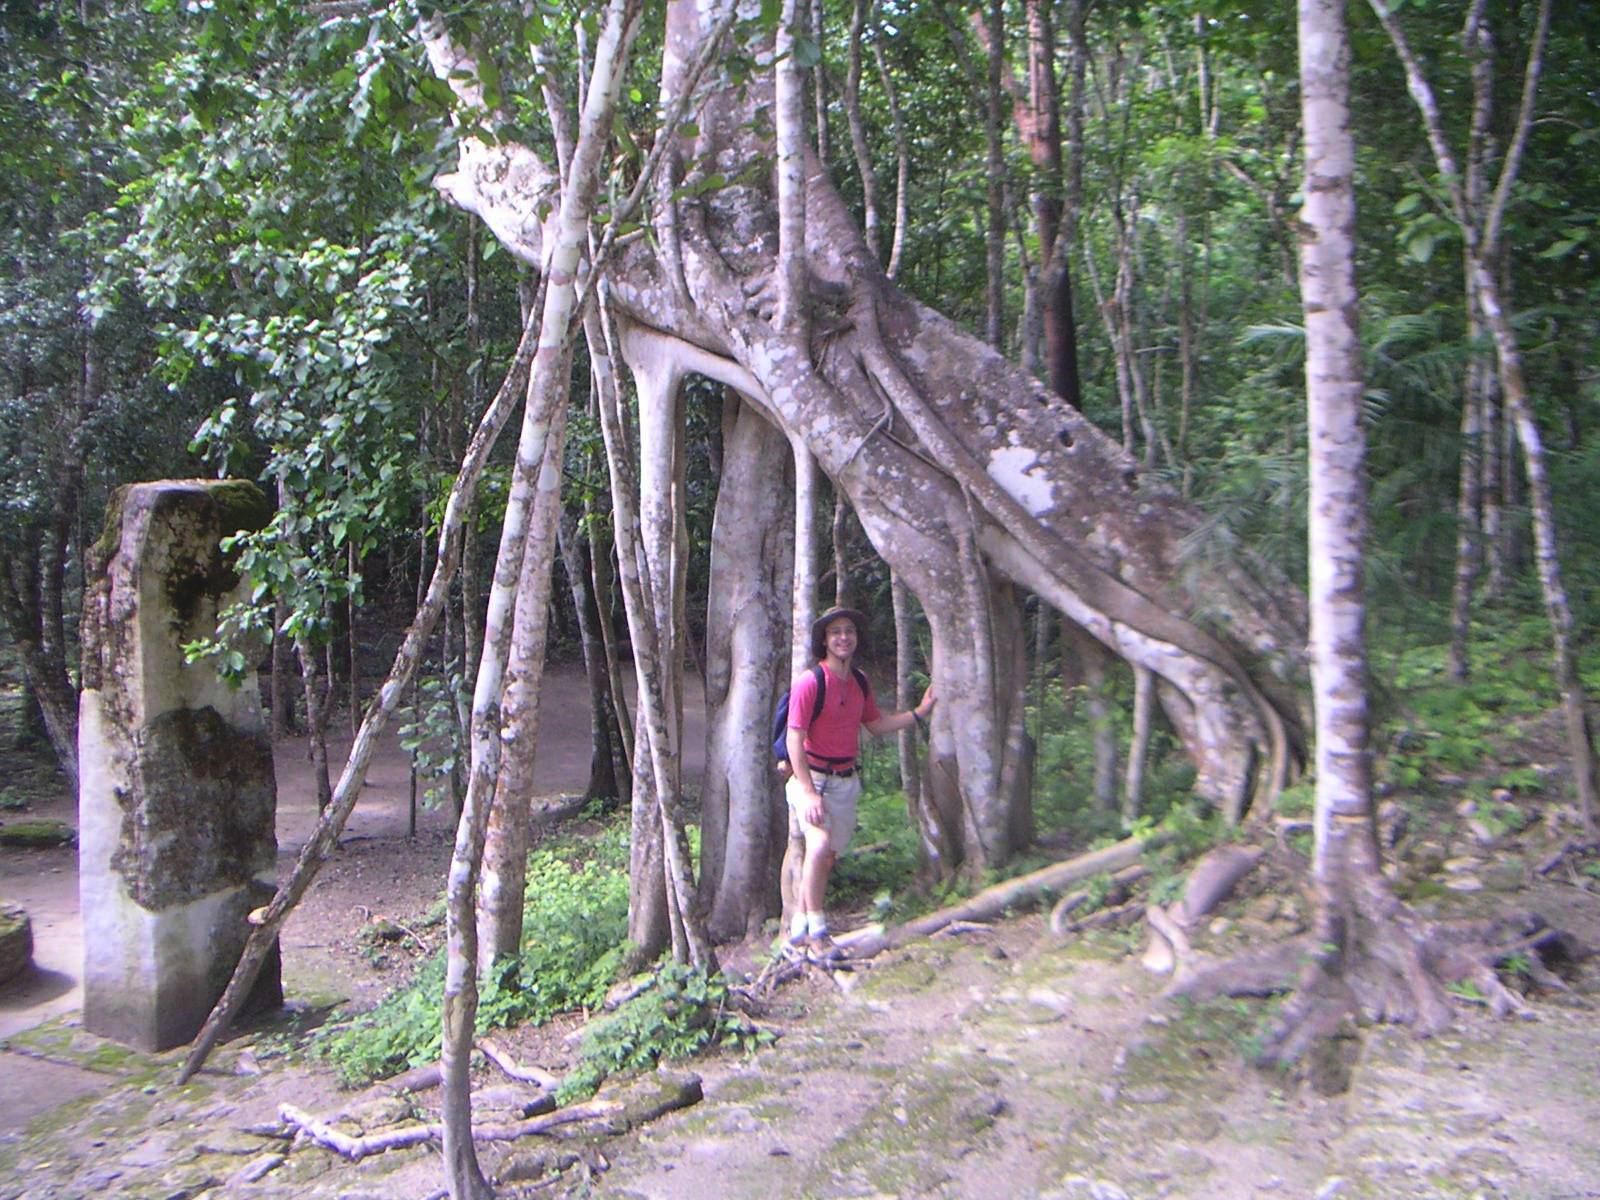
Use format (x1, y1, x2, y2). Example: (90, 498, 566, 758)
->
(2, 0, 1596, 839)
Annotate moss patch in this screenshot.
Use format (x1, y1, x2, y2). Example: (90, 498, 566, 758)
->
(0, 818, 75, 848)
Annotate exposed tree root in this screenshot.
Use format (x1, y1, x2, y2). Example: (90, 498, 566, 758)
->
(1535, 840, 1599, 877)
(478, 1039, 560, 1090)
(1049, 865, 1148, 935)
(1163, 881, 1587, 1074)
(1141, 843, 1266, 975)
(1059, 900, 1146, 936)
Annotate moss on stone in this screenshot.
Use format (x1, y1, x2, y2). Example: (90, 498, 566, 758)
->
(89, 483, 132, 581)
(204, 479, 272, 537)
(0, 818, 75, 848)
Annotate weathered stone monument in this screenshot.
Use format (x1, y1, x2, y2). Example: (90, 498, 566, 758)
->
(78, 480, 281, 1050)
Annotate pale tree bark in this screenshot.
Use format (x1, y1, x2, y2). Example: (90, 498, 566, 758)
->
(1168, 0, 1564, 1063)
(830, 489, 851, 608)
(606, 314, 717, 970)
(425, 3, 643, 1191)
(810, 0, 830, 164)
(871, 33, 909, 280)
(1123, 664, 1154, 824)
(983, 0, 1005, 350)
(844, 0, 881, 263)
(444, 0, 1309, 905)
(474, 381, 570, 977)
(696, 395, 793, 940)
(1301, 0, 1374, 905)
(461, 215, 486, 691)
(891, 570, 922, 806)
(1447, 1, 1493, 684)
(1370, 0, 1592, 835)
(789, 444, 820, 675)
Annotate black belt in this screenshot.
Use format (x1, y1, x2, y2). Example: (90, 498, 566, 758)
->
(808, 761, 856, 778)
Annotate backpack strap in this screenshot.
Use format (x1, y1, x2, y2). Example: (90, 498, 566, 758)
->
(808, 663, 827, 723)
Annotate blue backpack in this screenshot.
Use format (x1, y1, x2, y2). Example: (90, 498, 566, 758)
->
(771, 663, 872, 766)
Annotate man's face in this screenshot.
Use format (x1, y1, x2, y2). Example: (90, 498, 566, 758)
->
(824, 617, 858, 657)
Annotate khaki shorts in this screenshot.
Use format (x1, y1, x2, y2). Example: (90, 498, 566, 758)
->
(785, 771, 862, 854)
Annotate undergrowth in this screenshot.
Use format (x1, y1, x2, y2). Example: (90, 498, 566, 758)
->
(556, 963, 774, 1103)
(313, 825, 631, 1085)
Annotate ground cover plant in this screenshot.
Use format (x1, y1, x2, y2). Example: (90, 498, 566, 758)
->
(315, 825, 631, 1085)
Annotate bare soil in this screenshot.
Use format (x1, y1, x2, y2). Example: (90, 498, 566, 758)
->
(2, 673, 1599, 1200)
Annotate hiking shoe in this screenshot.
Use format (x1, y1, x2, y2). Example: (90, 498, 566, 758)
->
(781, 933, 810, 962)
(806, 933, 846, 962)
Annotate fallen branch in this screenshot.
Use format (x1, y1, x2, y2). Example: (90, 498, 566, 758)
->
(279, 1099, 622, 1161)
(838, 833, 1169, 961)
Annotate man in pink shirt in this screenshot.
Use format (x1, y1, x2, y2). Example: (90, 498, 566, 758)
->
(785, 606, 935, 959)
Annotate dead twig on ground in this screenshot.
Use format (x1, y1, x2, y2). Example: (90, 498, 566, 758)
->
(279, 1099, 621, 1161)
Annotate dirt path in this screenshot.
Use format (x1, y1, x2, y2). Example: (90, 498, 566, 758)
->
(0, 664, 705, 1036)
(4, 673, 1600, 1200)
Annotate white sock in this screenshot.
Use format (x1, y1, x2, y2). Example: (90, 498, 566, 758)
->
(806, 912, 829, 937)
(789, 913, 808, 940)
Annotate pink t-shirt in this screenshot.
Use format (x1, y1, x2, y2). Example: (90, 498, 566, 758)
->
(788, 663, 881, 767)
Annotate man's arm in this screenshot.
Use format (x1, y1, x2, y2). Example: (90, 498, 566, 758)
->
(787, 725, 825, 827)
(863, 683, 936, 737)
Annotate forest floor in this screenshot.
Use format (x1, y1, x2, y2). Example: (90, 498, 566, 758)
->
(2, 665, 1600, 1199)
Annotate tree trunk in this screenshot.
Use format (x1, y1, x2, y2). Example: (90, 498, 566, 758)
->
(1369, 0, 1590, 831)
(696, 396, 793, 940)
(830, 490, 851, 608)
(892, 571, 922, 804)
(983, 0, 1006, 350)
(439, 0, 1309, 890)
(1023, 0, 1080, 406)
(1062, 617, 1118, 813)
(1299, 0, 1373, 879)
(871, 32, 909, 280)
(844, 0, 880, 263)
(1123, 666, 1154, 824)
(271, 596, 294, 737)
(556, 507, 623, 803)
(475, 381, 570, 976)
(423, 5, 644, 1191)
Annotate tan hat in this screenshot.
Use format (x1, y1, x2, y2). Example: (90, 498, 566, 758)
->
(810, 606, 869, 660)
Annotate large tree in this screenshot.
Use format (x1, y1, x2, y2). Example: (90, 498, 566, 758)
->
(428, 0, 1307, 918)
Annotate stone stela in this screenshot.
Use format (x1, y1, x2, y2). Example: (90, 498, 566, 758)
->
(78, 480, 282, 1051)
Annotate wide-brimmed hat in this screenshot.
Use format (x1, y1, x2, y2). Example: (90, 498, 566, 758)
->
(810, 606, 869, 660)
